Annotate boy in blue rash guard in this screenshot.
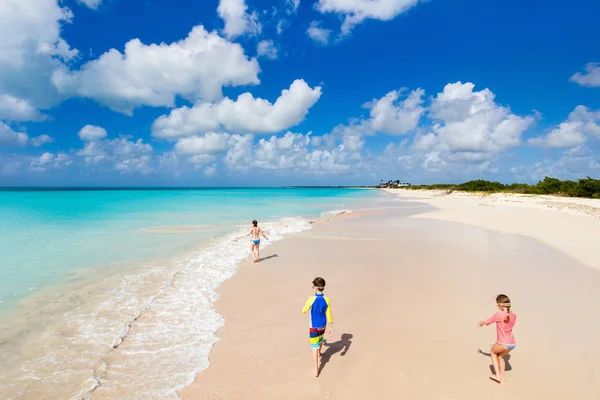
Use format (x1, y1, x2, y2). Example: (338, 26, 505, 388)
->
(302, 277, 333, 377)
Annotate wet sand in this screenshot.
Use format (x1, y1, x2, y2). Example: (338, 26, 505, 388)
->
(180, 198, 600, 400)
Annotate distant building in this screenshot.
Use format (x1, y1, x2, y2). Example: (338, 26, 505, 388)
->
(378, 180, 411, 188)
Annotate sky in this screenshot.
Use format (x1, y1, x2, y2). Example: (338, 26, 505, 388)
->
(0, 0, 599, 186)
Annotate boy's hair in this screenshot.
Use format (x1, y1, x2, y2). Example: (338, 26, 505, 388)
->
(312, 277, 326, 291)
(252, 220, 258, 227)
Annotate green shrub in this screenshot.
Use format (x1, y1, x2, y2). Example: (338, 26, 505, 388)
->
(396, 176, 600, 199)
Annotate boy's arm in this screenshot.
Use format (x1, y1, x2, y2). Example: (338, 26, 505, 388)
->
(326, 298, 334, 337)
(302, 297, 314, 314)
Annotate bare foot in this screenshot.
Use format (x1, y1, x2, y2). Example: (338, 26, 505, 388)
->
(253, 259, 258, 263)
(314, 369, 319, 377)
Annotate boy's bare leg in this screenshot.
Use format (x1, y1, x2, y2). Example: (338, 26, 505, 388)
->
(312, 349, 319, 377)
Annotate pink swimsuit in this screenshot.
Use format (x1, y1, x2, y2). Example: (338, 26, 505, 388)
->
(483, 311, 516, 346)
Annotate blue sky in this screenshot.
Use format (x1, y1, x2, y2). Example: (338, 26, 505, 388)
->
(1, 0, 599, 186)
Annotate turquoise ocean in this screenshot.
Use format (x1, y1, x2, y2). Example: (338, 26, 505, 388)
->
(0, 188, 377, 399)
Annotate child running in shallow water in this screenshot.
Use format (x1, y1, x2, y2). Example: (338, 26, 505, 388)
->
(302, 277, 333, 377)
(239, 220, 268, 263)
(479, 294, 517, 384)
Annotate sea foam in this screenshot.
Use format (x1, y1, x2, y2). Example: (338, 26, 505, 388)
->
(0, 217, 312, 400)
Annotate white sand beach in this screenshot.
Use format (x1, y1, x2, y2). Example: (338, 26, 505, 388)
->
(179, 190, 600, 400)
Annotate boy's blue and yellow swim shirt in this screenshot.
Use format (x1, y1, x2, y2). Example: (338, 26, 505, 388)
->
(301, 293, 333, 329)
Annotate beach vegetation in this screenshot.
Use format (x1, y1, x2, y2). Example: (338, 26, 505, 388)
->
(398, 177, 600, 199)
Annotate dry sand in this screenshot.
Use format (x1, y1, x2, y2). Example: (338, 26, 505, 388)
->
(180, 192, 600, 400)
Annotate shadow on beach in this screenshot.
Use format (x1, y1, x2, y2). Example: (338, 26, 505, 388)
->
(318, 333, 353, 375)
(259, 254, 279, 262)
(478, 349, 512, 372)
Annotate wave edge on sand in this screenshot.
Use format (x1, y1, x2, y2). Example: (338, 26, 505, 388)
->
(0, 216, 314, 400)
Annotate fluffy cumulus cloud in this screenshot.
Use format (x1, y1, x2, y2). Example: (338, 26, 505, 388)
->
(570, 63, 600, 88)
(0, 122, 52, 147)
(326, 81, 535, 178)
(315, 0, 423, 35)
(217, 0, 261, 39)
(413, 82, 534, 154)
(52, 26, 260, 115)
(367, 88, 425, 134)
(78, 124, 108, 141)
(307, 21, 332, 45)
(76, 136, 153, 174)
(257, 40, 278, 59)
(29, 151, 72, 172)
(231, 131, 356, 174)
(174, 132, 238, 155)
(0, 0, 77, 112)
(330, 88, 425, 140)
(152, 79, 322, 138)
(0, 95, 45, 121)
(529, 106, 600, 148)
(167, 130, 357, 175)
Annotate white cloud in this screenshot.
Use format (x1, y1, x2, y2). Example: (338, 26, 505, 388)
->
(511, 146, 600, 181)
(78, 124, 108, 141)
(286, 0, 300, 14)
(204, 164, 217, 176)
(0, 0, 77, 68)
(307, 21, 332, 45)
(224, 134, 254, 169)
(329, 88, 425, 139)
(175, 133, 236, 155)
(52, 26, 260, 115)
(414, 82, 534, 153)
(0, 122, 52, 147)
(366, 88, 425, 134)
(77, 0, 102, 9)
(257, 40, 278, 59)
(276, 19, 286, 35)
(0, 0, 77, 111)
(0, 95, 45, 121)
(29, 151, 72, 172)
(189, 154, 217, 165)
(253, 131, 311, 170)
(529, 105, 600, 148)
(30, 134, 53, 147)
(315, 0, 422, 35)
(274, 0, 301, 35)
(217, 0, 261, 39)
(152, 79, 322, 139)
(570, 63, 600, 88)
(215, 131, 357, 174)
(76, 136, 153, 174)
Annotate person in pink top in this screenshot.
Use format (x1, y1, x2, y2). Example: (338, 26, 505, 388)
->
(478, 294, 516, 384)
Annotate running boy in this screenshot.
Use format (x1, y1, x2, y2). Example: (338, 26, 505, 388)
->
(302, 277, 333, 377)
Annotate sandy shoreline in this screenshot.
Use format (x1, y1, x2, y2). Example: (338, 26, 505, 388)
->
(179, 192, 600, 400)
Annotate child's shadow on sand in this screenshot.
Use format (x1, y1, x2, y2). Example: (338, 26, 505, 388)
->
(318, 333, 353, 375)
(478, 349, 512, 372)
